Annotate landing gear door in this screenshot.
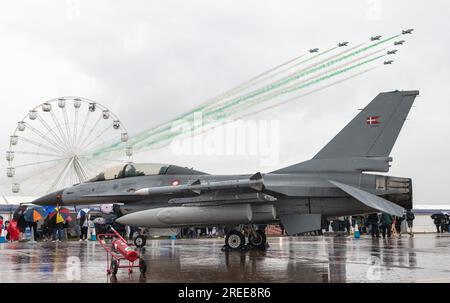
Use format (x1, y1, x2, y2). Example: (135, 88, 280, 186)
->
(279, 214, 321, 235)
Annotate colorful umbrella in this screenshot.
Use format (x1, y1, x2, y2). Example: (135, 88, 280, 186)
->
(24, 206, 46, 222)
(48, 207, 71, 224)
(100, 204, 114, 214)
(76, 208, 91, 219)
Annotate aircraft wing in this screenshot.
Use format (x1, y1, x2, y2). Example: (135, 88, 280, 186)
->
(328, 180, 404, 216)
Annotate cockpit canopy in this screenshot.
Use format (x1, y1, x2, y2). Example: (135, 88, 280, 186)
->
(87, 163, 206, 182)
(88, 163, 169, 182)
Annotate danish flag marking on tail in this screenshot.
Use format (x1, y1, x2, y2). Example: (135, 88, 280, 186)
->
(366, 115, 380, 125)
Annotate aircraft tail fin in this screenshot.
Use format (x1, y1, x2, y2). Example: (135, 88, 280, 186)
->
(272, 90, 419, 173)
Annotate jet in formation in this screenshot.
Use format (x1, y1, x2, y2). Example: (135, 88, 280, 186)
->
(309, 48, 319, 53)
(394, 40, 405, 46)
(402, 28, 414, 34)
(387, 50, 398, 55)
(384, 60, 394, 65)
(338, 42, 349, 47)
(370, 35, 382, 41)
(33, 90, 419, 251)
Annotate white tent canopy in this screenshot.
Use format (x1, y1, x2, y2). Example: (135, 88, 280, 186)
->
(1, 195, 37, 206)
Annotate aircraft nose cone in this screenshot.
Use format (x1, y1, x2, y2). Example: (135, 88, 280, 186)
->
(32, 189, 64, 206)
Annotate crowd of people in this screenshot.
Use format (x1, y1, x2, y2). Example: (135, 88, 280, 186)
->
(317, 209, 416, 239)
(3, 208, 450, 242)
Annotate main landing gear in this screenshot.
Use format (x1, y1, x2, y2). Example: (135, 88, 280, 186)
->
(222, 225, 268, 252)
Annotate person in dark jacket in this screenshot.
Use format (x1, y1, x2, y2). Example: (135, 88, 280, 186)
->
(79, 215, 88, 241)
(367, 213, 380, 238)
(394, 216, 405, 238)
(17, 215, 27, 241)
(54, 222, 64, 242)
(405, 209, 415, 237)
(380, 213, 393, 239)
(431, 213, 445, 233)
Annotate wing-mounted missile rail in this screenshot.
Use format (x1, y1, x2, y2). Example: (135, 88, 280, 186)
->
(135, 172, 264, 196)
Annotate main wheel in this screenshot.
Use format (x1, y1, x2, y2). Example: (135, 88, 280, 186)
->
(139, 258, 147, 274)
(225, 230, 245, 250)
(110, 259, 118, 275)
(134, 235, 147, 248)
(248, 230, 267, 248)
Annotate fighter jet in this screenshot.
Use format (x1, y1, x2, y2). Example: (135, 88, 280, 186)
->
(402, 28, 414, 34)
(370, 35, 382, 41)
(338, 42, 348, 47)
(309, 48, 319, 53)
(384, 60, 394, 65)
(33, 90, 419, 250)
(387, 50, 398, 55)
(394, 40, 405, 45)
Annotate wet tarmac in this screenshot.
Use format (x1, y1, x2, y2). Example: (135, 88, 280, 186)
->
(1, 234, 450, 283)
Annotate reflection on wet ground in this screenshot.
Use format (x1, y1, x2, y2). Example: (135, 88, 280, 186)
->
(1, 234, 449, 283)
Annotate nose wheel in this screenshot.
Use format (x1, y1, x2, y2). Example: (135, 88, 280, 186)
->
(134, 235, 147, 248)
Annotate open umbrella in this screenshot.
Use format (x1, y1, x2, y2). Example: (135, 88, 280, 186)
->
(13, 205, 27, 221)
(76, 208, 90, 219)
(48, 207, 71, 224)
(100, 204, 114, 214)
(23, 206, 46, 222)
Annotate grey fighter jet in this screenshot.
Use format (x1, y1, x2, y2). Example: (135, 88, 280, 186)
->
(402, 28, 414, 34)
(394, 40, 405, 45)
(370, 35, 382, 41)
(387, 50, 398, 55)
(33, 90, 419, 250)
(384, 60, 394, 65)
(309, 48, 319, 53)
(338, 42, 349, 47)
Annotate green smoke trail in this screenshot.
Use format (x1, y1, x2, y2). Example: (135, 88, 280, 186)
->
(223, 56, 386, 118)
(206, 35, 398, 116)
(116, 46, 340, 147)
(122, 37, 391, 149)
(103, 53, 386, 154)
(86, 35, 398, 158)
(142, 35, 395, 136)
(236, 66, 379, 121)
(209, 48, 386, 119)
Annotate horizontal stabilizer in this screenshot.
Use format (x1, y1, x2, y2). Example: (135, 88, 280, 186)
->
(329, 180, 404, 216)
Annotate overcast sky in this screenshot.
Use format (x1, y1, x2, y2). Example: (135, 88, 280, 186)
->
(0, 0, 449, 205)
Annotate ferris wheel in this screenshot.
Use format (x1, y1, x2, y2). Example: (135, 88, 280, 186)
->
(6, 96, 133, 196)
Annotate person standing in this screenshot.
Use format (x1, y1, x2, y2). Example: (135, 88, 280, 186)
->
(367, 213, 380, 238)
(394, 215, 405, 238)
(79, 215, 88, 241)
(405, 209, 415, 237)
(380, 213, 393, 239)
(431, 213, 443, 233)
(7, 219, 20, 242)
(54, 221, 64, 242)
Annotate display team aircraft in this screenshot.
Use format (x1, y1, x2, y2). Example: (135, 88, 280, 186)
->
(34, 90, 419, 250)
